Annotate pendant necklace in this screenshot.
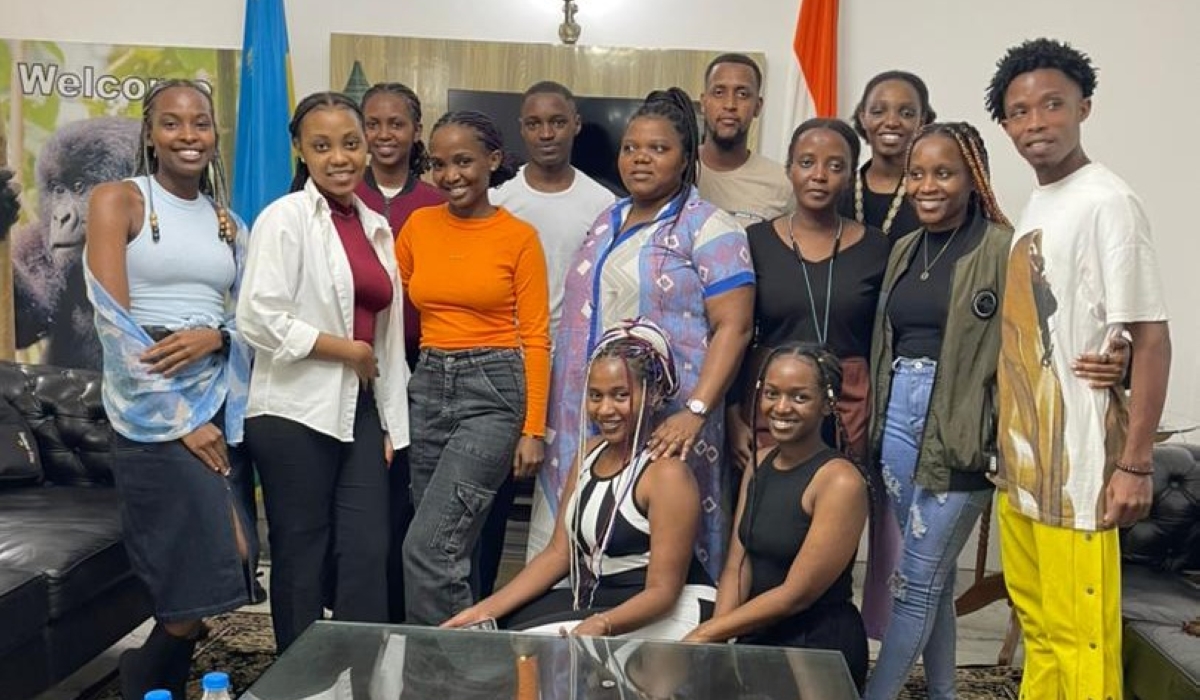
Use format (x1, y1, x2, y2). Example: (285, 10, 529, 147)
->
(787, 215, 843, 347)
(919, 223, 963, 281)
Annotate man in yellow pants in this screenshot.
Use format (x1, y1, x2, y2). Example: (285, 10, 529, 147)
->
(986, 38, 1172, 700)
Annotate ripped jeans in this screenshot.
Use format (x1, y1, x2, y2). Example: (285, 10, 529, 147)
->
(403, 348, 525, 625)
(865, 358, 990, 700)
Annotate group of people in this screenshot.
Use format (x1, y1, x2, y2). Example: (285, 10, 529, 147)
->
(87, 34, 1169, 700)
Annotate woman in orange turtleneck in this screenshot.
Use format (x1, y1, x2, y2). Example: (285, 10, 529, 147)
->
(395, 109, 550, 626)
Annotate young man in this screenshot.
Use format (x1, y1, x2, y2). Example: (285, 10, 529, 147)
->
(697, 53, 793, 225)
(492, 81, 616, 344)
(987, 38, 1171, 699)
(484, 81, 615, 592)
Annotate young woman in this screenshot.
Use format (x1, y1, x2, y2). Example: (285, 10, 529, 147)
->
(536, 88, 755, 580)
(84, 79, 256, 698)
(444, 319, 715, 639)
(686, 345, 870, 691)
(357, 82, 446, 623)
(396, 110, 550, 626)
(237, 91, 409, 651)
(864, 122, 1127, 699)
(728, 118, 888, 470)
(838, 71, 936, 240)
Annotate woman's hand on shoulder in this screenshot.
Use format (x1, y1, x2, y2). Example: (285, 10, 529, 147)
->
(646, 408, 705, 460)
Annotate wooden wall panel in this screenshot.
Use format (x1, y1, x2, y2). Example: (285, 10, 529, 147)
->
(329, 35, 764, 150)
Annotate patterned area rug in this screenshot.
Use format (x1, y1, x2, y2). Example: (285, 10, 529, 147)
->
(81, 612, 1022, 699)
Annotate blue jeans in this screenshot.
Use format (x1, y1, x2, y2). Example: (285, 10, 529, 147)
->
(402, 348, 525, 625)
(865, 358, 991, 700)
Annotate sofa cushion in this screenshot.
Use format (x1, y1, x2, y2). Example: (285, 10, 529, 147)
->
(0, 567, 49, 657)
(0, 396, 42, 486)
(0, 363, 113, 487)
(1122, 443, 1200, 572)
(0, 486, 132, 619)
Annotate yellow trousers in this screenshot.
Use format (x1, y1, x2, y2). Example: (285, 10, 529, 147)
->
(998, 494, 1123, 700)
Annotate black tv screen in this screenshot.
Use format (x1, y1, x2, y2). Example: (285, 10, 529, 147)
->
(448, 89, 646, 196)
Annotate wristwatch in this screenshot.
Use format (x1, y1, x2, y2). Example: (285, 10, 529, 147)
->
(218, 327, 232, 357)
(685, 398, 709, 417)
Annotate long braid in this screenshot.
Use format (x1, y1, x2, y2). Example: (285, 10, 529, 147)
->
(906, 121, 1012, 228)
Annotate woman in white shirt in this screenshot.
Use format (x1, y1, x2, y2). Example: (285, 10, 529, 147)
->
(237, 91, 409, 651)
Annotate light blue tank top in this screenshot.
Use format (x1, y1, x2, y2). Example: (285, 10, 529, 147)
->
(125, 176, 236, 327)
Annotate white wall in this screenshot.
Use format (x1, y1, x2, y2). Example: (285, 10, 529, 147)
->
(9, 0, 1196, 426)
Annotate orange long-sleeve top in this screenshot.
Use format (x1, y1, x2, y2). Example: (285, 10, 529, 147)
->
(395, 204, 551, 436)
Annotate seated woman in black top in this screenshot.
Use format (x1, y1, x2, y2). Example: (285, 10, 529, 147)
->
(686, 344, 870, 690)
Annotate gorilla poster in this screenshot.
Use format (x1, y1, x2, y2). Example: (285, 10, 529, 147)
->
(1, 38, 239, 369)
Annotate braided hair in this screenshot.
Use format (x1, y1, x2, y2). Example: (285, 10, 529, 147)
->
(571, 317, 679, 609)
(429, 110, 519, 188)
(137, 80, 228, 205)
(136, 79, 232, 243)
(738, 343, 877, 603)
(906, 122, 1012, 228)
(629, 87, 700, 197)
(360, 82, 430, 175)
(288, 91, 365, 193)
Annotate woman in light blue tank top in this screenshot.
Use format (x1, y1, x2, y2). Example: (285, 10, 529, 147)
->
(84, 79, 257, 699)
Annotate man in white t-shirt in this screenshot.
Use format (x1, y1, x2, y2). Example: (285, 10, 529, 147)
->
(485, 81, 616, 589)
(492, 81, 616, 344)
(697, 53, 794, 226)
(987, 38, 1171, 700)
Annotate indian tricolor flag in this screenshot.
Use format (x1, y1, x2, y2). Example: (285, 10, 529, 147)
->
(782, 0, 839, 141)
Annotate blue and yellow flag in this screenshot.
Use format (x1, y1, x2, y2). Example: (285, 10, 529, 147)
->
(232, 0, 294, 228)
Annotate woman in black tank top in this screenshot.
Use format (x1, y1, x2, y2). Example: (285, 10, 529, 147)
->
(685, 344, 870, 691)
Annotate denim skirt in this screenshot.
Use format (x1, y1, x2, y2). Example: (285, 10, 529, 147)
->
(111, 428, 256, 622)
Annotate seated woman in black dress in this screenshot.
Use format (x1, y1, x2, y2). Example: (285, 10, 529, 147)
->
(685, 344, 870, 690)
(444, 319, 715, 639)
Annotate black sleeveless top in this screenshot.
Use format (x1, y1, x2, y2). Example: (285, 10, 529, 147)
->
(739, 447, 854, 607)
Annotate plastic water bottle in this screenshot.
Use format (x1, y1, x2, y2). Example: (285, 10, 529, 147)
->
(201, 671, 233, 700)
(144, 691, 172, 700)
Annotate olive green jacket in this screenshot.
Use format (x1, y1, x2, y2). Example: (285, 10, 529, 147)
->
(868, 213, 1013, 492)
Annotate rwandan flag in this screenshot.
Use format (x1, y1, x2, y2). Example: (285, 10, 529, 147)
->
(232, 0, 294, 228)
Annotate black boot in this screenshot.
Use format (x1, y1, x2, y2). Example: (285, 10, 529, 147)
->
(118, 623, 198, 700)
(160, 627, 199, 700)
(119, 624, 172, 699)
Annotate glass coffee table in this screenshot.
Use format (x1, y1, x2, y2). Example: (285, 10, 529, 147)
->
(243, 620, 859, 699)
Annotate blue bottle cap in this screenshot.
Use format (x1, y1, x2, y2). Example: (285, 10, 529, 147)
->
(144, 691, 172, 700)
(202, 671, 230, 691)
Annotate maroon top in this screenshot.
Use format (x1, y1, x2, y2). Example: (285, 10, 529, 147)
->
(327, 196, 392, 346)
(355, 170, 446, 367)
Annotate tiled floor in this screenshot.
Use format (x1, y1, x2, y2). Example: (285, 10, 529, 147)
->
(36, 559, 1017, 700)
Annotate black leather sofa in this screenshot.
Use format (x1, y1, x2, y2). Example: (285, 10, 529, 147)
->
(1121, 442, 1200, 700)
(0, 361, 152, 700)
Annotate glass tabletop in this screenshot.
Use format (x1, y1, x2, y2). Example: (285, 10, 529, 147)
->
(243, 620, 859, 699)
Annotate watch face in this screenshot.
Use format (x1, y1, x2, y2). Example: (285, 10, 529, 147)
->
(687, 399, 707, 416)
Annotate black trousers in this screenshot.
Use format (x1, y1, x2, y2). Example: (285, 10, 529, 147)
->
(246, 389, 389, 652)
